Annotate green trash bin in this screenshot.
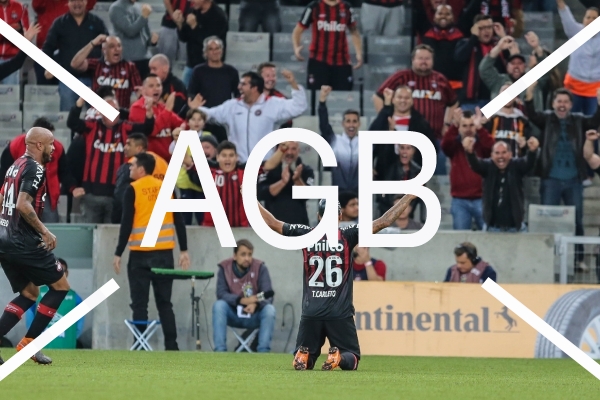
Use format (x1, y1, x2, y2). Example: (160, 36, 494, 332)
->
(26, 286, 80, 349)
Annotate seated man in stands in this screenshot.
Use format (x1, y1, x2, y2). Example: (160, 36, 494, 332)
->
(444, 242, 497, 283)
(352, 247, 386, 281)
(213, 239, 276, 352)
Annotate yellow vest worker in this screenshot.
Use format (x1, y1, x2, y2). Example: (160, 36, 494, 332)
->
(113, 153, 190, 351)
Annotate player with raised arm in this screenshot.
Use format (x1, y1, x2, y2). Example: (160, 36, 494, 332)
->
(256, 193, 416, 371)
(0, 127, 70, 366)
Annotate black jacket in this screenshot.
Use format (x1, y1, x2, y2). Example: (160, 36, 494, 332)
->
(466, 150, 537, 229)
(257, 157, 315, 225)
(526, 99, 600, 180)
(369, 105, 436, 178)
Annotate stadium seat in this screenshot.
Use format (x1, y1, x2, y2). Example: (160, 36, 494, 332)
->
(23, 111, 69, 131)
(231, 327, 260, 353)
(363, 64, 406, 91)
(225, 32, 270, 65)
(272, 32, 312, 63)
(322, 90, 360, 115)
(280, 6, 304, 33)
(0, 85, 20, 111)
(124, 320, 162, 351)
(228, 4, 240, 31)
(528, 205, 576, 234)
(0, 111, 23, 130)
(425, 175, 453, 230)
(362, 90, 377, 119)
(93, 3, 113, 35)
(366, 36, 411, 65)
(172, 61, 186, 81)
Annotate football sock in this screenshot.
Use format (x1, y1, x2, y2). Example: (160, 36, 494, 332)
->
(339, 352, 359, 371)
(25, 289, 68, 339)
(0, 295, 36, 338)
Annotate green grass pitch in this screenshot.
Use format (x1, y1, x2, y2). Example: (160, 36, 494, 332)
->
(0, 350, 598, 399)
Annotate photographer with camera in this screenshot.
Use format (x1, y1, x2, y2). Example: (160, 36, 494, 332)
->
(444, 242, 497, 283)
(213, 239, 276, 352)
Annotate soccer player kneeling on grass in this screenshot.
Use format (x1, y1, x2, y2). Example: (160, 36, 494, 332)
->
(256, 194, 416, 370)
(0, 128, 69, 365)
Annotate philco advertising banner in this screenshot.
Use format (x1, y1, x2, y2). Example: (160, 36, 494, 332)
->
(340, 282, 600, 358)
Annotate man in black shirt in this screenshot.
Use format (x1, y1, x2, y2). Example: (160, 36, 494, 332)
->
(465, 136, 539, 232)
(257, 142, 315, 225)
(42, 0, 108, 111)
(0, 128, 70, 366)
(171, 0, 228, 87)
(257, 192, 416, 371)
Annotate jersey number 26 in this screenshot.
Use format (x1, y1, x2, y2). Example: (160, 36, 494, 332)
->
(308, 255, 343, 288)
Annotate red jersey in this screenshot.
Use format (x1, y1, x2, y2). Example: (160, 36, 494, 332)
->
(0, 0, 29, 58)
(87, 58, 141, 108)
(31, 0, 96, 48)
(202, 161, 248, 228)
(298, 0, 356, 66)
(129, 97, 183, 161)
(8, 134, 66, 210)
(376, 69, 457, 139)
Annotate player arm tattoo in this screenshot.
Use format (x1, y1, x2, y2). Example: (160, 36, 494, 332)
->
(257, 201, 284, 234)
(16, 192, 48, 235)
(372, 194, 417, 234)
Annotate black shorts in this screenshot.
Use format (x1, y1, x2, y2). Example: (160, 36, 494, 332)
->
(295, 316, 361, 368)
(0, 246, 62, 293)
(307, 58, 353, 91)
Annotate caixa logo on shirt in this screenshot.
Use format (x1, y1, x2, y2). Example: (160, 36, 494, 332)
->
(317, 21, 346, 32)
(411, 89, 442, 101)
(96, 77, 130, 89)
(93, 139, 124, 153)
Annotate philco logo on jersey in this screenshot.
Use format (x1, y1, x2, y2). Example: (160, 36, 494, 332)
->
(307, 239, 344, 252)
(32, 164, 44, 190)
(317, 21, 346, 32)
(411, 89, 442, 101)
(94, 140, 124, 153)
(97, 77, 130, 89)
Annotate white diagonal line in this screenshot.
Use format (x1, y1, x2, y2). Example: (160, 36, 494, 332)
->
(0, 279, 119, 382)
(481, 15, 600, 118)
(482, 279, 600, 380)
(0, 18, 119, 122)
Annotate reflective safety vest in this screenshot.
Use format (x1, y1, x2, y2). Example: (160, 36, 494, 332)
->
(128, 175, 175, 251)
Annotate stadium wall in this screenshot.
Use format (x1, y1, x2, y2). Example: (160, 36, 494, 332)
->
(1, 226, 557, 353)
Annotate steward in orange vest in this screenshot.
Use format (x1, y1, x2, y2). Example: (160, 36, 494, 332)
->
(113, 152, 190, 351)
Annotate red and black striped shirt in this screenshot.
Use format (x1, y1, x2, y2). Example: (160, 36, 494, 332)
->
(161, 0, 189, 29)
(0, 156, 46, 244)
(87, 59, 141, 109)
(299, 0, 357, 66)
(197, 161, 248, 228)
(282, 224, 359, 320)
(66, 106, 155, 196)
(376, 69, 458, 139)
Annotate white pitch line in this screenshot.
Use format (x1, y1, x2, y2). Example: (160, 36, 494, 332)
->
(482, 279, 600, 380)
(0, 279, 119, 382)
(481, 15, 600, 118)
(0, 19, 119, 122)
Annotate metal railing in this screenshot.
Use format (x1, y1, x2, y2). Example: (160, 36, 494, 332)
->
(557, 235, 600, 284)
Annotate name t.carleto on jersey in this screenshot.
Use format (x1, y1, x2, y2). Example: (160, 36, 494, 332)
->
(93, 140, 125, 153)
(317, 20, 346, 32)
(411, 89, 442, 101)
(312, 290, 337, 298)
(96, 76, 131, 89)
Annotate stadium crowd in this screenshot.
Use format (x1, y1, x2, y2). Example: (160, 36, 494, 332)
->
(1, 0, 600, 349)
